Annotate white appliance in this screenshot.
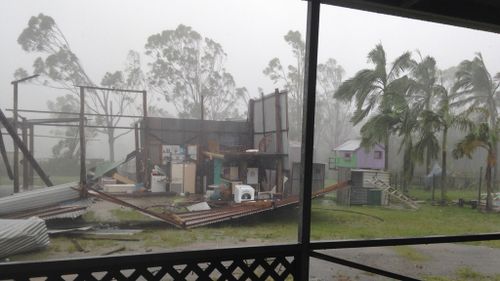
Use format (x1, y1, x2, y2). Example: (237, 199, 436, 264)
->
(234, 184, 255, 203)
(151, 175, 167, 193)
(246, 168, 258, 184)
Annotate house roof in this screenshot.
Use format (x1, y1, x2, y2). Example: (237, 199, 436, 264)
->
(334, 139, 384, 152)
(334, 139, 362, 151)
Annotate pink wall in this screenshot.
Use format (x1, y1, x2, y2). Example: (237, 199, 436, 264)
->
(356, 144, 385, 169)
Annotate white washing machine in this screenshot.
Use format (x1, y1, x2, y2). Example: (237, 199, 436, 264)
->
(233, 185, 255, 203)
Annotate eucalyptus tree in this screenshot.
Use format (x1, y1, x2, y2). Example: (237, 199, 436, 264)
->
(315, 58, 352, 152)
(334, 44, 412, 170)
(145, 24, 247, 121)
(17, 14, 143, 161)
(454, 53, 500, 190)
(453, 122, 497, 210)
(263, 31, 305, 141)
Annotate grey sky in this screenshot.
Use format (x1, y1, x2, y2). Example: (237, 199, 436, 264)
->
(1, 0, 500, 159)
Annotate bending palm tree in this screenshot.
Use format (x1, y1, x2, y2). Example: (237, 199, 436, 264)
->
(417, 84, 472, 203)
(453, 122, 497, 210)
(335, 44, 412, 170)
(454, 53, 500, 190)
(361, 90, 418, 192)
(408, 54, 440, 174)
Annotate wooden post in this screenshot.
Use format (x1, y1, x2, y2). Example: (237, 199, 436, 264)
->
(28, 125, 34, 187)
(134, 123, 142, 183)
(21, 118, 28, 190)
(79, 87, 87, 198)
(13, 82, 19, 193)
(248, 99, 255, 149)
(260, 92, 266, 152)
(142, 91, 149, 188)
(275, 89, 284, 194)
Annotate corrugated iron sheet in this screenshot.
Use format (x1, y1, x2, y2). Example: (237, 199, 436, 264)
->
(0, 217, 50, 258)
(88, 181, 348, 229)
(0, 182, 80, 216)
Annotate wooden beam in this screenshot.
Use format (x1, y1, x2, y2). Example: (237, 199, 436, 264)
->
(275, 89, 284, 194)
(79, 87, 87, 197)
(0, 129, 13, 179)
(13, 82, 19, 193)
(0, 108, 53, 186)
(22, 118, 28, 190)
(28, 125, 34, 187)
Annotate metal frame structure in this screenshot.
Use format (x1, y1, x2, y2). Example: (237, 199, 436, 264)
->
(76, 86, 148, 196)
(2, 1, 500, 280)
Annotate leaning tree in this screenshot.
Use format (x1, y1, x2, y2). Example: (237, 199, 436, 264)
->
(17, 14, 144, 161)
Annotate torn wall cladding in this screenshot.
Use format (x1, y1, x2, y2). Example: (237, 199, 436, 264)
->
(142, 117, 251, 165)
(251, 90, 289, 169)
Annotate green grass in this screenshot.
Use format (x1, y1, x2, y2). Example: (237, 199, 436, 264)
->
(409, 187, 479, 202)
(110, 208, 155, 222)
(310, 201, 500, 246)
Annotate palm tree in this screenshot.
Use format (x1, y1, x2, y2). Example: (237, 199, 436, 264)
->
(408, 54, 440, 174)
(360, 89, 417, 191)
(335, 44, 412, 170)
(454, 53, 500, 190)
(417, 84, 472, 203)
(453, 122, 497, 210)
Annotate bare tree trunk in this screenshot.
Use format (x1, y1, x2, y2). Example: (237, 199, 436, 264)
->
(486, 161, 493, 211)
(441, 127, 448, 204)
(108, 128, 115, 162)
(384, 133, 389, 171)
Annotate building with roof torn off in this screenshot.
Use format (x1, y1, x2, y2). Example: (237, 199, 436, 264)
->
(84, 88, 342, 228)
(135, 89, 291, 197)
(0, 88, 345, 232)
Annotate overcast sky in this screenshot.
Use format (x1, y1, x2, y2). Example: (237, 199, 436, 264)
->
(1, 0, 500, 159)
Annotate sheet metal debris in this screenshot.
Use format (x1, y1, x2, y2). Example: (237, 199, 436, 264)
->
(0, 217, 50, 258)
(88, 181, 348, 229)
(0, 184, 91, 221)
(0, 182, 80, 215)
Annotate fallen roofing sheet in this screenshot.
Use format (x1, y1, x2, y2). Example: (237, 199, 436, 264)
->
(89, 181, 348, 229)
(92, 151, 136, 180)
(0, 217, 50, 259)
(0, 183, 90, 220)
(0, 182, 80, 215)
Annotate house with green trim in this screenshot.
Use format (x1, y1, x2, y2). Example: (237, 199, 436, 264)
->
(331, 139, 385, 170)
